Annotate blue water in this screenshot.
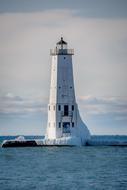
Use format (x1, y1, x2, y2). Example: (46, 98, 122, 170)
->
(0, 136, 127, 190)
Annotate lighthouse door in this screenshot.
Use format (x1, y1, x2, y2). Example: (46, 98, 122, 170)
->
(63, 122, 70, 133)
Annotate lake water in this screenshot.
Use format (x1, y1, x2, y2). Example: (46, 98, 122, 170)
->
(0, 136, 127, 190)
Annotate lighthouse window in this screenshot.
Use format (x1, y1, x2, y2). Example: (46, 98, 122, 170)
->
(64, 105, 69, 116)
(59, 122, 61, 128)
(49, 106, 50, 110)
(72, 122, 74, 127)
(58, 105, 61, 111)
(64, 57, 66, 59)
(54, 105, 55, 110)
(72, 105, 74, 111)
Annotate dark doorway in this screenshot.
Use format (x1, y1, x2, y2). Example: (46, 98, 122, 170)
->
(63, 122, 70, 133)
(64, 105, 69, 116)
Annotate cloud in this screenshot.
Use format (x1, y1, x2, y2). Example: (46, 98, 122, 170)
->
(78, 95, 127, 117)
(0, 93, 47, 116)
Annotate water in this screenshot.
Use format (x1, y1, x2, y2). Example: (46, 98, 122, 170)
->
(0, 136, 127, 190)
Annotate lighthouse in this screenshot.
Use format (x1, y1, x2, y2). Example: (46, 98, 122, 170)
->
(2, 37, 90, 147)
(46, 37, 90, 145)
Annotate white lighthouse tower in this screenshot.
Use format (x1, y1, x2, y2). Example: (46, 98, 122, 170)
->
(46, 37, 90, 145)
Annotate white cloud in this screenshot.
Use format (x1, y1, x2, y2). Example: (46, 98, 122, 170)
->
(78, 95, 127, 116)
(0, 93, 47, 115)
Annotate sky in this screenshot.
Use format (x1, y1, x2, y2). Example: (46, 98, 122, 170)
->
(0, 0, 127, 135)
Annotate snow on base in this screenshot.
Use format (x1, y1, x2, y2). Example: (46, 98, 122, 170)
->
(36, 136, 82, 146)
(2, 135, 127, 147)
(15, 136, 26, 141)
(1, 135, 26, 146)
(36, 136, 127, 146)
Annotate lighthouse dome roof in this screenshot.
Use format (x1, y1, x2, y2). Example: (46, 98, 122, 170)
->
(57, 37, 67, 45)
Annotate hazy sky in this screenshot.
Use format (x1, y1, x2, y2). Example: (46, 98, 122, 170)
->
(0, 0, 127, 135)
